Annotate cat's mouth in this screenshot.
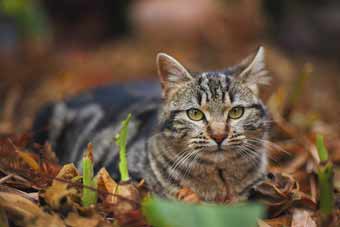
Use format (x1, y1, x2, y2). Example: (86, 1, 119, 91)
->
(202, 144, 229, 153)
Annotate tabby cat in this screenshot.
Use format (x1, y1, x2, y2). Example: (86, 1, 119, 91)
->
(33, 47, 270, 201)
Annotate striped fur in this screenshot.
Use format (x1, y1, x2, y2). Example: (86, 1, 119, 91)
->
(33, 47, 270, 201)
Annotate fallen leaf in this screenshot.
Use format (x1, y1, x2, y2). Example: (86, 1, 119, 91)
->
(96, 168, 118, 202)
(16, 149, 40, 171)
(65, 212, 101, 227)
(261, 215, 291, 227)
(56, 163, 80, 180)
(0, 191, 65, 227)
(257, 219, 272, 227)
(176, 188, 201, 203)
(40, 163, 80, 212)
(252, 173, 317, 217)
(291, 209, 317, 227)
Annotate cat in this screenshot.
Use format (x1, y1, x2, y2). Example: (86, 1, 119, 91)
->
(33, 47, 270, 201)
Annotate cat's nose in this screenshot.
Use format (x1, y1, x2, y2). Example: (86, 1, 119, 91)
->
(208, 122, 228, 144)
(211, 132, 227, 144)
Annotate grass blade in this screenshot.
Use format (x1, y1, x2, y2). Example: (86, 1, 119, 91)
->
(315, 134, 334, 220)
(115, 113, 131, 182)
(81, 143, 97, 207)
(316, 134, 328, 162)
(318, 163, 333, 216)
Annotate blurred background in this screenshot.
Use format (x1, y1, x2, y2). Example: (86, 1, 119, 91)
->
(1, 0, 340, 135)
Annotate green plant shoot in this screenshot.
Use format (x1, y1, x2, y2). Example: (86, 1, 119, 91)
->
(116, 113, 131, 181)
(1, 0, 49, 38)
(315, 134, 334, 217)
(316, 134, 328, 162)
(81, 143, 97, 207)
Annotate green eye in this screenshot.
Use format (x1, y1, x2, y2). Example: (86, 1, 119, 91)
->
(228, 106, 244, 119)
(187, 108, 205, 121)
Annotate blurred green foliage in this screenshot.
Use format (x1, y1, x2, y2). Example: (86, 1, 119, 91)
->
(143, 197, 264, 227)
(0, 0, 49, 38)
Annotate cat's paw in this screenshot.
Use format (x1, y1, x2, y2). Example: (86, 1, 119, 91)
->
(176, 188, 201, 203)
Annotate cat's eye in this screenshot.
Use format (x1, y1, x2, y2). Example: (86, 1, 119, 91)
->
(228, 106, 244, 119)
(187, 108, 205, 121)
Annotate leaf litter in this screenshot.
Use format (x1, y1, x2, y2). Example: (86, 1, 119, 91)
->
(0, 71, 339, 227)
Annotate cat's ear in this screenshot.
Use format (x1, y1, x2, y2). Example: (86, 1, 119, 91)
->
(233, 46, 270, 94)
(157, 53, 193, 98)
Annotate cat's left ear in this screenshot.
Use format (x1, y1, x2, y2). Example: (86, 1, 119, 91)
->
(156, 53, 193, 98)
(234, 46, 270, 94)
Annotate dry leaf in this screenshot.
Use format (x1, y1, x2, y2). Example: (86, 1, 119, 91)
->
(261, 215, 292, 227)
(176, 188, 201, 203)
(257, 219, 272, 227)
(96, 167, 118, 202)
(0, 191, 65, 227)
(16, 149, 40, 171)
(291, 209, 317, 227)
(252, 173, 317, 217)
(56, 163, 80, 180)
(41, 180, 77, 211)
(40, 163, 80, 212)
(65, 212, 101, 227)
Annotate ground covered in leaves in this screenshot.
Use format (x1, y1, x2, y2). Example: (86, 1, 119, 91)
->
(0, 1, 340, 226)
(0, 63, 339, 227)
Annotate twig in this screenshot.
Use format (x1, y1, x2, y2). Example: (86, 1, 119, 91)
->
(0, 174, 13, 185)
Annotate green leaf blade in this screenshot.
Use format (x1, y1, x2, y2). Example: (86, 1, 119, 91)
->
(316, 134, 328, 162)
(116, 113, 132, 181)
(318, 162, 334, 216)
(81, 144, 97, 207)
(315, 134, 334, 219)
(142, 197, 264, 227)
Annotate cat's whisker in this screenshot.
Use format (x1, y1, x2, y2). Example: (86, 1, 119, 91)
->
(182, 148, 203, 180)
(246, 137, 291, 156)
(235, 146, 259, 168)
(239, 147, 266, 168)
(239, 144, 262, 159)
(242, 142, 281, 164)
(168, 144, 202, 180)
(168, 152, 192, 181)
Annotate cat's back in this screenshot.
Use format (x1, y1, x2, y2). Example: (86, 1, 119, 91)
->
(33, 81, 161, 180)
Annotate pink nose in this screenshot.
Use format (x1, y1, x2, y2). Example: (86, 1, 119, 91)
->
(211, 133, 227, 144)
(208, 122, 228, 144)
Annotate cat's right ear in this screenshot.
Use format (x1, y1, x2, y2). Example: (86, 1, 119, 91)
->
(156, 53, 193, 98)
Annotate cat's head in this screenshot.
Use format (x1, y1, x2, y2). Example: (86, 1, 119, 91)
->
(156, 47, 270, 162)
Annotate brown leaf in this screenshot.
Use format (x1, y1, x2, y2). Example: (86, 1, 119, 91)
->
(291, 209, 317, 227)
(0, 185, 38, 202)
(0, 206, 9, 227)
(56, 163, 80, 180)
(40, 163, 80, 212)
(114, 209, 148, 227)
(101, 183, 141, 220)
(0, 191, 65, 227)
(253, 173, 317, 217)
(96, 168, 118, 199)
(257, 219, 272, 227)
(16, 149, 40, 171)
(261, 215, 292, 227)
(65, 212, 102, 227)
(176, 188, 201, 203)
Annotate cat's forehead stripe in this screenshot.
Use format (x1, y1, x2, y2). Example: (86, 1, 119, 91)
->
(199, 74, 212, 101)
(197, 72, 231, 105)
